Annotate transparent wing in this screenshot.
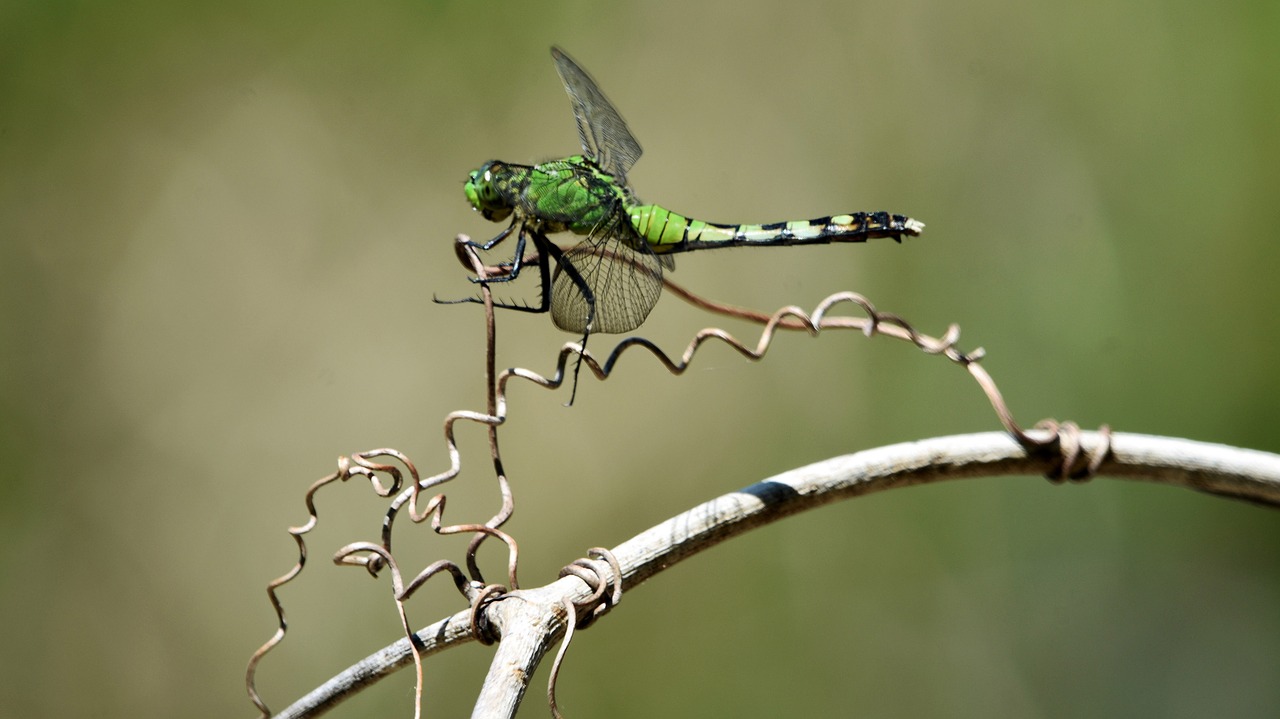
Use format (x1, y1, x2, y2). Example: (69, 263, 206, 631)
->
(550, 46, 643, 185)
(551, 209, 663, 335)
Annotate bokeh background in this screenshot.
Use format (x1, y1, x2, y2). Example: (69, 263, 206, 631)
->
(3, 2, 1278, 717)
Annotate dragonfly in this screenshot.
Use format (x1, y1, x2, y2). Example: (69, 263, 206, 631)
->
(448, 47, 923, 400)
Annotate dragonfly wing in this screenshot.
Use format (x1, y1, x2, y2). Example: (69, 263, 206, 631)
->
(550, 47, 642, 184)
(551, 212, 663, 335)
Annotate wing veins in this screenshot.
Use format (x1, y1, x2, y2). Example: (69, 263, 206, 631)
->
(550, 47, 643, 184)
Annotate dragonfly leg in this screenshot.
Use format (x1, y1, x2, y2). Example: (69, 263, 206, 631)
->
(538, 234, 594, 405)
(464, 223, 528, 285)
(433, 228, 554, 311)
(479, 236, 553, 313)
(462, 221, 516, 252)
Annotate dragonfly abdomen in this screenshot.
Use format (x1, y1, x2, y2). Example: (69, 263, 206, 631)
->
(630, 204, 924, 254)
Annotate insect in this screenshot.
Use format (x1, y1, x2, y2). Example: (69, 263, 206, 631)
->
(449, 47, 923, 400)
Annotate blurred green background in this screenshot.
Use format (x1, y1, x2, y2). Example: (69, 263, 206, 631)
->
(3, 1, 1278, 717)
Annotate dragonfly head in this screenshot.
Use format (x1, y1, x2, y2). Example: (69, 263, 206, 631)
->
(464, 161, 513, 222)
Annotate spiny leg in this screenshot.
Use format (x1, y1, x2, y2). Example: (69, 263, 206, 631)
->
(434, 225, 552, 313)
(463, 220, 515, 252)
(539, 234, 595, 406)
(464, 222, 524, 285)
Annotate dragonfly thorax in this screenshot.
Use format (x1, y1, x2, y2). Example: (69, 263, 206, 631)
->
(465, 156, 636, 237)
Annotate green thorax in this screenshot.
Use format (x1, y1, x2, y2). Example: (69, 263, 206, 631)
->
(464, 155, 637, 236)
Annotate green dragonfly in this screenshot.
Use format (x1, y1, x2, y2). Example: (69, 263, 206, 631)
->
(450, 47, 923, 396)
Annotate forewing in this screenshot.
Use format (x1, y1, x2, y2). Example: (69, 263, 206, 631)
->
(551, 211, 663, 335)
(550, 47, 643, 184)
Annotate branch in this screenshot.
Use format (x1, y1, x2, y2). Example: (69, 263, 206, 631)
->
(270, 430, 1280, 718)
